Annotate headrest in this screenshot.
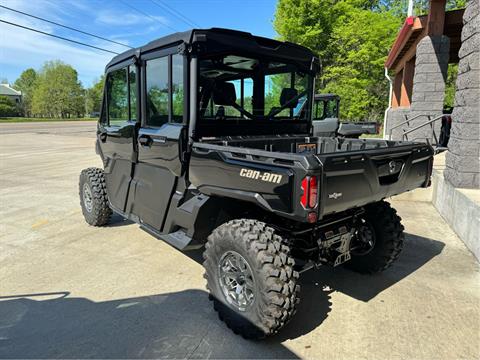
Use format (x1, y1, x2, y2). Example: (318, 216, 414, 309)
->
(280, 88, 298, 108)
(213, 82, 236, 105)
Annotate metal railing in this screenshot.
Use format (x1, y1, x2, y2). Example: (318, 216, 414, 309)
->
(402, 114, 444, 146)
(388, 114, 431, 140)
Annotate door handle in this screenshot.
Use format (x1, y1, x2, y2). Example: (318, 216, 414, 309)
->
(138, 135, 153, 147)
(99, 132, 107, 142)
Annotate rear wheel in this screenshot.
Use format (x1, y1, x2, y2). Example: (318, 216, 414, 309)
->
(203, 219, 299, 339)
(79, 167, 112, 226)
(346, 201, 404, 273)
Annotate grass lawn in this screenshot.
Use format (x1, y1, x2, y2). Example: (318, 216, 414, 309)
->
(0, 117, 97, 123)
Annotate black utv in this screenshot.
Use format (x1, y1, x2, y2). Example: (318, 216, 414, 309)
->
(79, 28, 434, 339)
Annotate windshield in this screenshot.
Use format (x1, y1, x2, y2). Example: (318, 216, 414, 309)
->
(198, 55, 313, 122)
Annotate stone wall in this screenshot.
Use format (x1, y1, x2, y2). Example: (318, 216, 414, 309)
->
(444, 0, 480, 189)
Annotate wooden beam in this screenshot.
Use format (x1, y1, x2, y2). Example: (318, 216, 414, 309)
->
(385, 17, 415, 69)
(393, 28, 427, 74)
(389, 16, 426, 72)
(444, 8, 465, 26)
(392, 71, 403, 108)
(400, 57, 415, 107)
(427, 0, 447, 36)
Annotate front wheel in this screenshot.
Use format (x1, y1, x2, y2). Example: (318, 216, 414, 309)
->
(79, 167, 112, 226)
(346, 201, 404, 273)
(203, 219, 299, 339)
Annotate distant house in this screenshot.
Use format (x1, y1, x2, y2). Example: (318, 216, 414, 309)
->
(0, 84, 22, 104)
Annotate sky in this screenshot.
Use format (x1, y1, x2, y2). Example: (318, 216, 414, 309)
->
(0, 0, 278, 87)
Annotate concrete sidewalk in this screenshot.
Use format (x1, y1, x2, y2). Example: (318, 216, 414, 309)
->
(0, 123, 478, 359)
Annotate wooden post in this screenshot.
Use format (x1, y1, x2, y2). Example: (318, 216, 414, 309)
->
(392, 70, 403, 108)
(427, 0, 447, 36)
(400, 57, 416, 107)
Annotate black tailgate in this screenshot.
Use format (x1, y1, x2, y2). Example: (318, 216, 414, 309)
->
(316, 143, 433, 217)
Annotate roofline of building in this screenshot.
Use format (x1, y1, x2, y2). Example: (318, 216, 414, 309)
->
(0, 83, 22, 96)
(385, 9, 465, 70)
(385, 16, 416, 69)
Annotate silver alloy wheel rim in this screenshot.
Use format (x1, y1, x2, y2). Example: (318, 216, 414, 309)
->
(218, 251, 256, 311)
(83, 183, 93, 213)
(352, 223, 376, 256)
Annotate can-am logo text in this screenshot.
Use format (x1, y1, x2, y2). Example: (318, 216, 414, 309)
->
(239, 168, 283, 184)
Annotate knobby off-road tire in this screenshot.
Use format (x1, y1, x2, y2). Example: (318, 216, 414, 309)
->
(79, 167, 112, 226)
(203, 219, 300, 339)
(346, 200, 404, 274)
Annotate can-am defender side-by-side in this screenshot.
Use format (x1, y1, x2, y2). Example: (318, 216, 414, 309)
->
(79, 28, 434, 339)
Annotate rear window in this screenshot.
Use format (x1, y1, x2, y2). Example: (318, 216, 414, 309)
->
(198, 55, 313, 122)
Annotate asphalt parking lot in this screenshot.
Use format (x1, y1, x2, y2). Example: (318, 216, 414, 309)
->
(0, 121, 479, 359)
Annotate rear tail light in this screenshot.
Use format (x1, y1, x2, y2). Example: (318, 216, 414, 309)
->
(300, 176, 318, 209)
(308, 176, 318, 208)
(300, 178, 308, 208)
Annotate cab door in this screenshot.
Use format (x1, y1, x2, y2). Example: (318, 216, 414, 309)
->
(128, 51, 187, 231)
(97, 61, 138, 213)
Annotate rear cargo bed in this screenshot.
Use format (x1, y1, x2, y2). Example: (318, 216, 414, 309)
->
(191, 135, 434, 221)
(203, 135, 413, 155)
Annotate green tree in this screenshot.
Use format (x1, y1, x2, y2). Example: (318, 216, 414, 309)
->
(379, 0, 466, 16)
(274, 0, 401, 121)
(14, 68, 37, 117)
(85, 75, 105, 116)
(31, 60, 85, 118)
(323, 5, 401, 120)
(444, 63, 458, 109)
(274, 0, 336, 69)
(0, 96, 20, 117)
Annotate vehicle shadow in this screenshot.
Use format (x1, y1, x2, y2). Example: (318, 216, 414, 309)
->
(0, 290, 299, 359)
(312, 232, 445, 302)
(184, 232, 444, 342)
(273, 232, 444, 341)
(105, 213, 134, 228)
(0, 233, 443, 358)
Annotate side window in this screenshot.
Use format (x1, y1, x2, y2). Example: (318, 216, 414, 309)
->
(172, 54, 184, 123)
(145, 53, 185, 127)
(107, 68, 128, 125)
(100, 90, 108, 124)
(314, 100, 325, 120)
(146, 57, 169, 127)
(325, 100, 337, 118)
(106, 65, 138, 126)
(129, 65, 137, 122)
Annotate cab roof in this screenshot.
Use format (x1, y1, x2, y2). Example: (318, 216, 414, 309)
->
(106, 28, 319, 73)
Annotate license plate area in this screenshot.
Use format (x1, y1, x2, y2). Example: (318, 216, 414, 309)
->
(297, 143, 317, 154)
